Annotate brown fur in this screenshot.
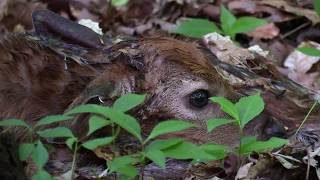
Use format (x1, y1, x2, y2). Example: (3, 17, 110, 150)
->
(0, 33, 263, 146)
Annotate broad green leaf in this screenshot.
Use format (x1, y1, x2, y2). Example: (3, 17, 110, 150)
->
(113, 93, 146, 112)
(115, 165, 138, 178)
(236, 136, 257, 154)
(111, 0, 129, 7)
(174, 18, 221, 38)
(37, 127, 74, 138)
(199, 143, 228, 160)
(32, 170, 52, 180)
(220, 5, 236, 36)
(104, 108, 142, 142)
(65, 104, 109, 116)
(0, 119, 30, 128)
(207, 118, 234, 132)
(146, 138, 184, 151)
(162, 141, 198, 160)
(297, 47, 320, 57)
(82, 136, 114, 150)
(163, 141, 222, 161)
(35, 115, 73, 127)
(87, 115, 111, 136)
(241, 136, 257, 145)
(240, 137, 288, 154)
(145, 120, 194, 142)
(210, 97, 239, 120)
(314, 0, 320, 17)
(19, 143, 34, 161)
(107, 156, 138, 178)
(232, 17, 267, 34)
(31, 141, 49, 169)
(65, 137, 77, 150)
(145, 149, 166, 168)
(235, 94, 264, 128)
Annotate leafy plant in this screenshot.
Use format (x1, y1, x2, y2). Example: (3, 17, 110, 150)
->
(297, 46, 320, 57)
(296, 0, 320, 56)
(0, 115, 75, 180)
(173, 5, 267, 39)
(65, 94, 227, 179)
(1, 93, 286, 179)
(314, 0, 320, 17)
(111, 0, 129, 7)
(207, 93, 288, 155)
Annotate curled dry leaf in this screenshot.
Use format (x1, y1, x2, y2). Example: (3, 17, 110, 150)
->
(247, 23, 280, 39)
(203, 32, 255, 65)
(258, 0, 320, 24)
(229, 0, 294, 22)
(235, 162, 253, 180)
(283, 41, 320, 90)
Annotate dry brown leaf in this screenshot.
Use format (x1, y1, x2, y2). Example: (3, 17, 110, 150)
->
(258, 0, 320, 24)
(229, 0, 294, 22)
(247, 23, 280, 39)
(235, 162, 253, 180)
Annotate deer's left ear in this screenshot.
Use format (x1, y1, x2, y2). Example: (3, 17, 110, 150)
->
(32, 10, 103, 49)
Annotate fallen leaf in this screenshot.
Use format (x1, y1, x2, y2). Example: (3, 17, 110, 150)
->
(247, 23, 280, 39)
(235, 162, 253, 180)
(258, 0, 320, 24)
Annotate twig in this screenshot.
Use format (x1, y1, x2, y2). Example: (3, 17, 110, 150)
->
(280, 22, 311, 40)
(294, 101, 318, 136)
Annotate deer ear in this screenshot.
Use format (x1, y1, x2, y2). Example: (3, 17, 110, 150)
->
(32, 10, 103, 49)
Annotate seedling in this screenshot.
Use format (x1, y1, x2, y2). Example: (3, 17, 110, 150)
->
(206, 93, 288, 155)
(173, 5, 267, 40)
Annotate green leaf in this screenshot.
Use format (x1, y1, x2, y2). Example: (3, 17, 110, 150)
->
(240, 137, 288, 154)
(82, 136, 114, 150)
(174, 18, 221, 38)
(115, 165, 138, 178)
(65, 137, 77, 150)
(32, 170, 52, 180)
(145, 120, 194, 143)
(113, 93, 146, 112)
(207, 118, 234, 132)
(31, 141, 49, 169)
(146, 138, 184, 151)
(235, 93, 264, 128)
(87, 115, 111, 136)
(104, 108, 142, 142)
(111, 0, 129, 7)
(37, 127, 74, 138)
(210, 97, 239, 120)
(67, 105, 142, 141)
(232, 17, 267, 34)
(65, 104, 109, 116)
(19, 143, 34, 161)
(199, 143, 228, 160)
(107, 156, 138, 178)
(0, 119, 30, 128)
(145, 149, 166, 168)
(162, 141, 198, 160)
(297, 47, 320, 57)
(220, 5, 236, 36)
(34, 115, 73, 127)
(314, 0, 320, 16)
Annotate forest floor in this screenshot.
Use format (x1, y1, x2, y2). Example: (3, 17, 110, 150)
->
(1, 0, 320, 179)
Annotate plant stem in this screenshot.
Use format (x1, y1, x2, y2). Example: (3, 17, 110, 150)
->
(238, 126, 244, 166)
(70, 141, 78, 179)
(295, 101, 318, 136)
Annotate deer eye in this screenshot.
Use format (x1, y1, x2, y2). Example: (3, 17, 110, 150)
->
(189, 89, 209, 108)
